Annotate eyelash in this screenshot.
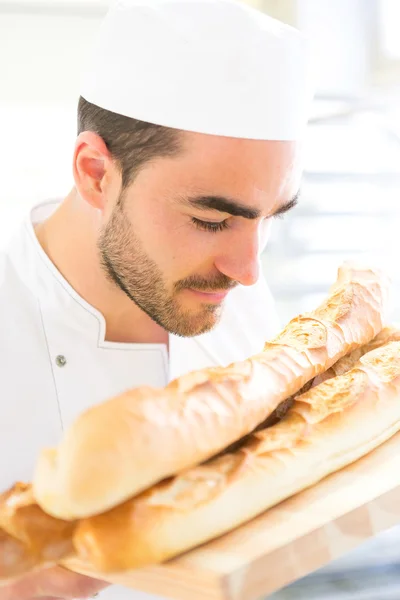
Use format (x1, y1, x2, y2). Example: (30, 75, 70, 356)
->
(191, 217, 230, 233)
(191, 212, 286, 234)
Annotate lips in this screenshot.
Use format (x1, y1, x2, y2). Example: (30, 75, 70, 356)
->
(187, 289, 230, 302)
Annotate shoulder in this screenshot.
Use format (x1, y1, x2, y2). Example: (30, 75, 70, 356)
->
(0, 238, 38, 315)
(0, 231, 46, 366)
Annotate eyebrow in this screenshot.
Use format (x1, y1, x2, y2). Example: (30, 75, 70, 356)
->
(183, 191, 300, 220)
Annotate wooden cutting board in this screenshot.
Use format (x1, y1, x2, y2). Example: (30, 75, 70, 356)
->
(81, 430, 400, 600)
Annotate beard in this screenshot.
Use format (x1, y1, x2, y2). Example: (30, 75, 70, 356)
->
(98, 199, 237, 338)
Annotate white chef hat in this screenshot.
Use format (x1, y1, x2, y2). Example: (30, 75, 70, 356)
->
(80, 0, 315, 140)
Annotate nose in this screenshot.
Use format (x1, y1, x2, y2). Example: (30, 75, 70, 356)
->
(214, 226, 261, 287)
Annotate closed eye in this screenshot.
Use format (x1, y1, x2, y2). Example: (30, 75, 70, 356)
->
(191, 217, 230, 233)
(192, 207, 291, 233)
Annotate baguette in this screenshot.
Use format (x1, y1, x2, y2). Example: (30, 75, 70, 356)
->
(0, 483, 75, 582)
(314, 325, 400, 383)
(63, 338, 400, 574)
(0, 528, 41, 582)
(219, 325, 400, 455)
(0, 328, 398, 582)
(32, 263, 389, 520)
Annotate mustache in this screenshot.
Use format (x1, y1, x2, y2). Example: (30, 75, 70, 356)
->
(175, 274, 238, 293)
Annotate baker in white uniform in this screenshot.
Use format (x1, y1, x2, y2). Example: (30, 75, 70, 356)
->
(0, 0, 314, 598)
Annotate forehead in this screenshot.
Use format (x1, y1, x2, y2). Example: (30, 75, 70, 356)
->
(164, 131, 302, 207)
(128, 131, 303, 215)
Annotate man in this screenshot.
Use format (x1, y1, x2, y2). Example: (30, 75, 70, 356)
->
(0, 0, 313, 598)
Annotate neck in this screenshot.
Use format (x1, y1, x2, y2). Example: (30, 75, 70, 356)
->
(35, 191, 169, 346)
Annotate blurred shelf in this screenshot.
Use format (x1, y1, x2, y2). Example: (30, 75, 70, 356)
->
(268, 565, 400, 600)
(269, 525, 400, 599)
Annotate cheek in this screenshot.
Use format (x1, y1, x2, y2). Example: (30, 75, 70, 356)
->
(136, 205, 215, 273)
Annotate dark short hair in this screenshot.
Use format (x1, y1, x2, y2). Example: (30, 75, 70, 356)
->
(77, 96, 183, 189)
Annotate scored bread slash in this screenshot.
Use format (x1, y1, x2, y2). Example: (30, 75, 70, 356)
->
(32, 262, 390, 521)
(65, 337, 400, 574)
(0, 325, 399, 582)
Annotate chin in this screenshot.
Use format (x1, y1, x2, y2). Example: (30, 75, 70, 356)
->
(173, 307, 222, 338)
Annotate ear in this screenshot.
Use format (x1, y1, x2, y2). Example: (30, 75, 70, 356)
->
(72, 132, 120, 213)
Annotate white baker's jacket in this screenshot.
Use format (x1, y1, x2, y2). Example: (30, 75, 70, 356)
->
(0, 200, 281, 600)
